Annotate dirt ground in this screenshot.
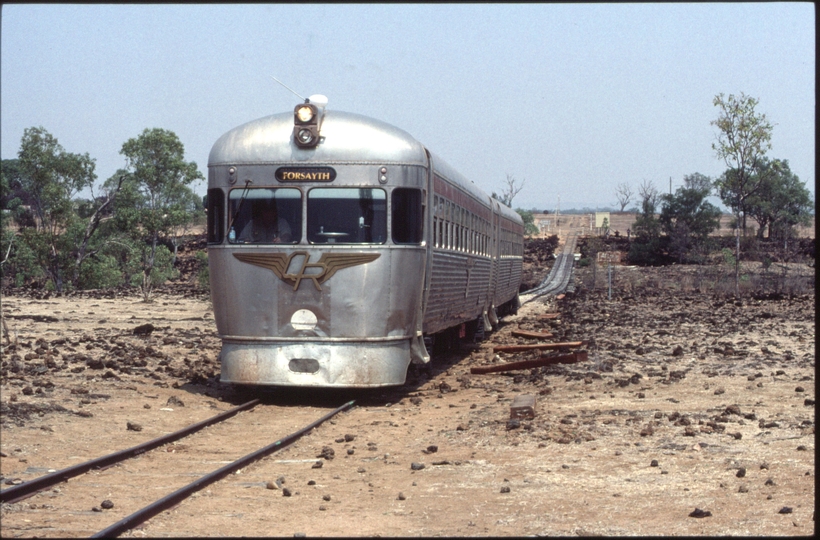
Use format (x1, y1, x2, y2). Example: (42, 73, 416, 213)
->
(0, 257, 815, 537)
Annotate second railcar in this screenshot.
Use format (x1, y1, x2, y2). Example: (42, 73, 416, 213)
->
(207, 97, 523, 387)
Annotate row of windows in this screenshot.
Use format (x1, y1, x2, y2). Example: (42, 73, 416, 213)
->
(207, 187, 422, 245)
(498, 224, 524, 258)
(432, 195, 493, 255)
(432, 195, 523, 258)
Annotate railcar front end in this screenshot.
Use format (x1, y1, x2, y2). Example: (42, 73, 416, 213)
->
(207, 104, 430, 387)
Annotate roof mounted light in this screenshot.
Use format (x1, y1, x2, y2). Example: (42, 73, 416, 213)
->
(293, 102, 319, 148)
(292, 95, 327, 149)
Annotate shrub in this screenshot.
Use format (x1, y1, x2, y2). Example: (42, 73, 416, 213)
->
(195, 251, 210, 291)
(77, 253, 124, 289)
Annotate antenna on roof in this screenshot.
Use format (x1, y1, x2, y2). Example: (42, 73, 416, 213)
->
(270, 75, 306, 102)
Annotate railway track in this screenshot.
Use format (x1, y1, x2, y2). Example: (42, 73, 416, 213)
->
(520, 232, 578, 304)
(0, 399, 354, 538)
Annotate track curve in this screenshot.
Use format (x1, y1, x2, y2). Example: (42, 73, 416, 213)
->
(520, 232, 578, 304)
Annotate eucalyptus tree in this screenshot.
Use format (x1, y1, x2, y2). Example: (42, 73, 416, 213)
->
(659, 173, 721, 263)
(118, 128, 204, 301)
(628, 181, 663, 265)
(711, 92, 773, 293)
(743, 158, 812, 244)
(10, 127, 124, 292)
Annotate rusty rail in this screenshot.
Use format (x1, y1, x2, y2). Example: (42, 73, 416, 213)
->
(510, 329, 554, 340)
(471, 351, 587, 374)
(91, 400, 356, 539)
(492, 340, 585, 354)
(0, 399, 260, 504)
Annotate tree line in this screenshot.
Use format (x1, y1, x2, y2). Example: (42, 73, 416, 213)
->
(1, 127, 204, 301)
(620, 93, 812, 277)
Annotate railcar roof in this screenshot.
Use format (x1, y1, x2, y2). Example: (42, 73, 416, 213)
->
(209, 110, 428, 167)
(210, 109, 522, 226)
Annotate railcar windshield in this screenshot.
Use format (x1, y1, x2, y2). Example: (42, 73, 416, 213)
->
(228, 188, 302, 244)
(307, 188, 386, 244)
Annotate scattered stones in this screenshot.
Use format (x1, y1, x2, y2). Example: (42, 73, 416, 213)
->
(397, 492, 406, 500)
(410, 462, 425, 471)
(266, 481, 278, 490)
(779, 507, 793, 514)
(166, 396, 184, 407)
(423, 445, 438, 454)
(132, 323, 155, 336)
(282, 487, 293, 497)
(317, 447, 335, 460)
(795, 386, 805, 393)
(738, 484, 749, 493)
(322, 494, 331, 501)
(736, 468, 746, 478)
(689, 508, 712, 518)
(101, 499, 114, 509)
(650, 459, 659, 467)
(312, 461, 323, 469)
(126, 421, 142, 432)
(725, 405, 742, 416)
(500, 486, 511, 493)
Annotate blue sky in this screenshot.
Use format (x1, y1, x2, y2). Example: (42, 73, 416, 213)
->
(1, 3, 815, 211)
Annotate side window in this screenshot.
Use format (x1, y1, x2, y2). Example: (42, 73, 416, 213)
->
(207, 188, 224, 244)
(392, 188, 423, 244)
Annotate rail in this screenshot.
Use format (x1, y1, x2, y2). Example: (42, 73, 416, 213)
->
(92, 400, 355, 538)
(0, 399, 260, 504)
(520, 232, 578, 303)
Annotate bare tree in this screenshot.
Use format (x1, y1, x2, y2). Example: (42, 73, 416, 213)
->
(638, 179, 659, 208)
(614, 182, 634, 212)
(494, 174, 526, 207)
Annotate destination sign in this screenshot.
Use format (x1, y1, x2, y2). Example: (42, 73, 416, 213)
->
(275, 167, 336, 182)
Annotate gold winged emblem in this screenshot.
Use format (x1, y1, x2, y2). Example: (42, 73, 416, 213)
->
(233, 251, 380, 291)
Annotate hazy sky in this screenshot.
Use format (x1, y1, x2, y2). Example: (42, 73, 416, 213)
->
(1, 3, 815, 210)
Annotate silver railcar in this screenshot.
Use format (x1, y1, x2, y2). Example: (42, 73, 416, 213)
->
(207, 99, 523, 387)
